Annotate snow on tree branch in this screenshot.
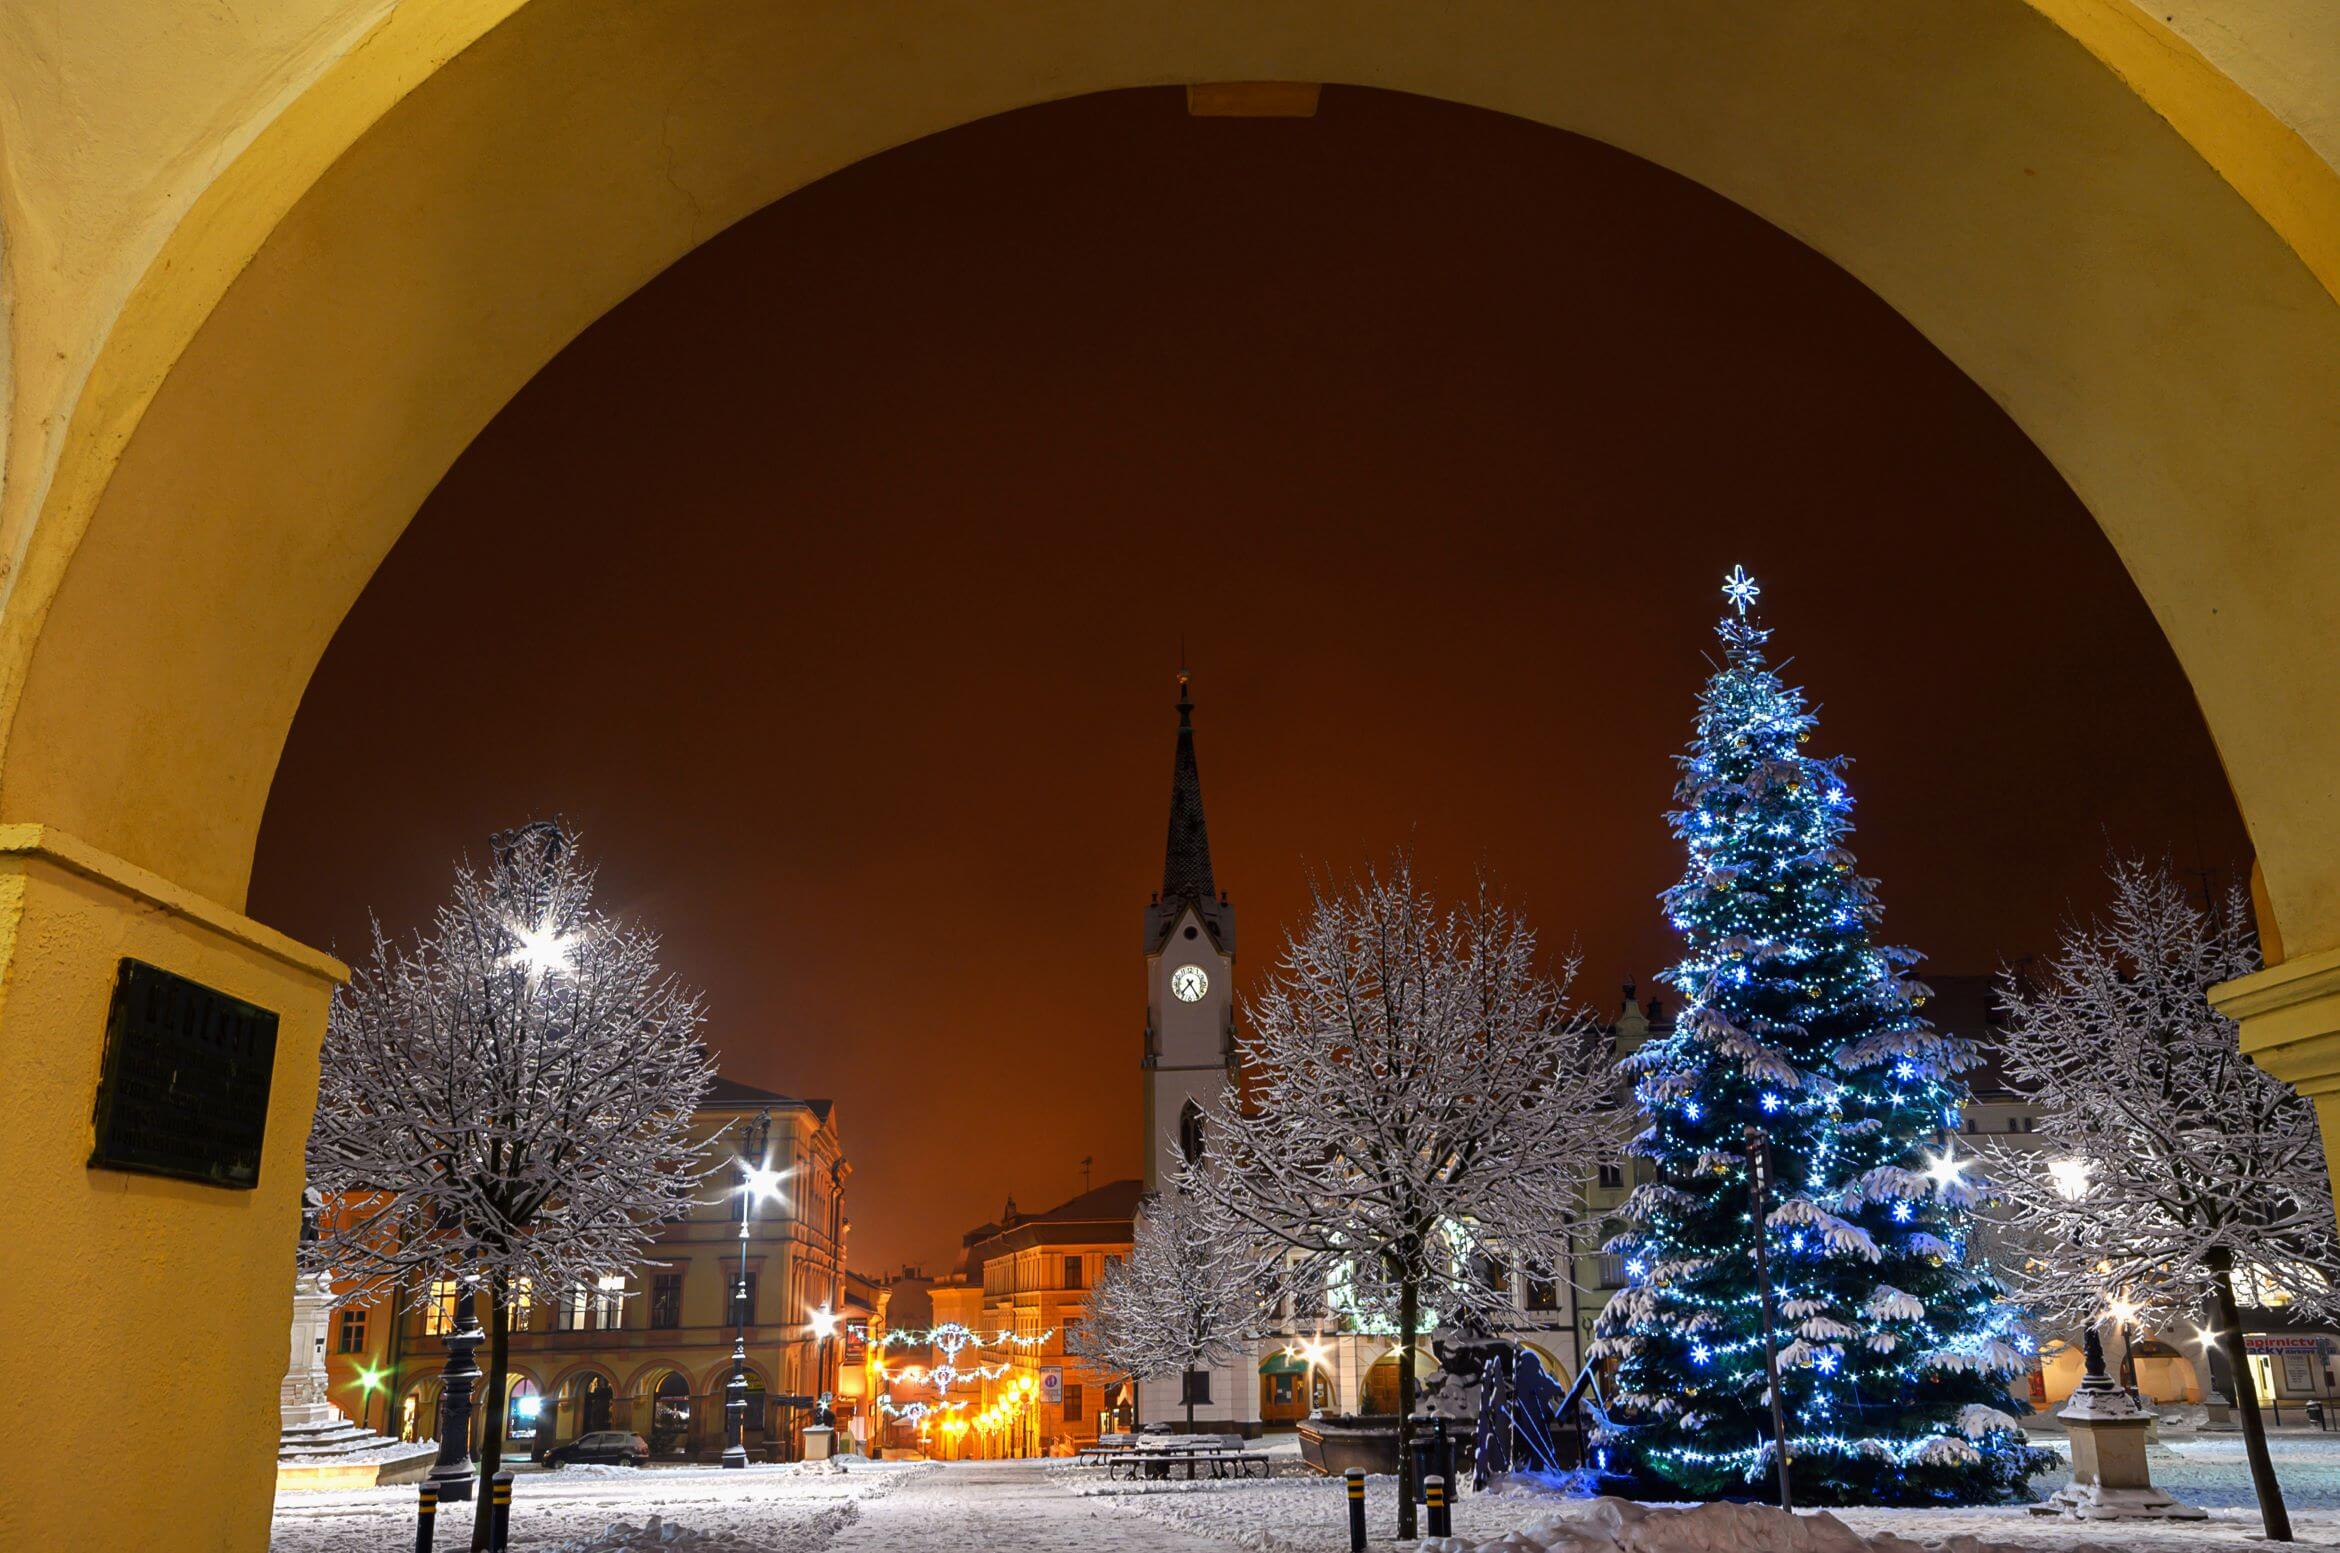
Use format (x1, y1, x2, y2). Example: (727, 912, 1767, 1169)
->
(1983, 856, 2339, 1332)
(304, 820, 720, 1309)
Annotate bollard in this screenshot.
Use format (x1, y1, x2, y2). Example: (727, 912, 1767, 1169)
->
(490, 1471, 513, 1552)
(1427, 1473, 1450, 1539)
(415, 1484, 438, 1553)
(1345, 1467, 1367, 1553)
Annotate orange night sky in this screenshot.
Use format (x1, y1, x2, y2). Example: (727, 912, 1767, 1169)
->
(249, 87, 2247, 1274)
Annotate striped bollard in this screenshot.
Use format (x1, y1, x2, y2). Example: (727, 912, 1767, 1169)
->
(1427, 1473, 1450, 1538)
(414, 1483, 438, 1553)
(489, 1471, 513, 1552)
(1345, 1467, 1366, 1552)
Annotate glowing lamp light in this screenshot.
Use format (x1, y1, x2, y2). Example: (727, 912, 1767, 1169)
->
(808, 1303, 840, 1340)
(2192, 1324, 2221, 1348)
(1921, 1145, 1968, 1193)
(2106, 1296, 2139, 1327)
(515, 1395, 542, 1419)
(504, 919, 575, 978)
(354, 1365, 386, 1394)
(2048, 1158, 2093, 1201)
(739, 1162, 791, 1203)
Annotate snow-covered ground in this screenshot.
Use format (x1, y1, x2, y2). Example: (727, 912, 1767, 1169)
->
(270, 1431, 2340, 1553)
(267, 1458, 933, 1553)
(1069, 1429, 2340, 1553)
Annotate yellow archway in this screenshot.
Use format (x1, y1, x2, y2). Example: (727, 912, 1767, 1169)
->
(4, 4, 2340, 1549)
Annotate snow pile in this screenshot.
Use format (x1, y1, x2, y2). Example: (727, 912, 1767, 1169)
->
(1421, 1495, 2129, 1553)
(549, 1516, 715, 1551)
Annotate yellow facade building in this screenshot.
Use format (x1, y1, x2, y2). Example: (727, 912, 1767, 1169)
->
(351, 1079, 866, 1463)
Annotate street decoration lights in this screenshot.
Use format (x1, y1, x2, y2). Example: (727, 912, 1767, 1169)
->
(725, 1108, 781, 1468)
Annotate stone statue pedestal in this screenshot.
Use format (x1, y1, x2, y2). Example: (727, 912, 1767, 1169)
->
(281, 1273, 341, 1429)
(2034, 1333, 2205, 1521)
(802, 1424, 837, 1462)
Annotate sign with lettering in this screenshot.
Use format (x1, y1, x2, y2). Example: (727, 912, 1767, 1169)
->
(843, 1319, 868, 1365)
(2245, 1334, 2331, 1355)
(88, 959, 278, 1189)
(1040, 1367, 1063, 1405)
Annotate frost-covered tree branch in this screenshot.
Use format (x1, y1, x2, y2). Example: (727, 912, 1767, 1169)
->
(1178, 856, 1621, 1536)
(1985, 855, 2337, 1540)
(304, 820, 717, 1538)
(1070, 1188, 1265, 1429)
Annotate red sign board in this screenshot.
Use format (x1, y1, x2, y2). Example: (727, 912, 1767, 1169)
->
(844, 1319, 868, 1364)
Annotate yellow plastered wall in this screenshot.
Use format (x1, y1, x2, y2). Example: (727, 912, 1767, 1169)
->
(0, 828, 341, 1552)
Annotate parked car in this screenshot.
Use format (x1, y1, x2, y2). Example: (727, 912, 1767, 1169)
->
(546, 1431, 650, 1468)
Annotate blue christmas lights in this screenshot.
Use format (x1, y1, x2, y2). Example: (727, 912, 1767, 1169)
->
(1589, 568, 2053, 1508)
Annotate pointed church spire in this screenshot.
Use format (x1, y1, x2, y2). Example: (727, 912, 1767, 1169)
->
(1162, 665, 1215, 905)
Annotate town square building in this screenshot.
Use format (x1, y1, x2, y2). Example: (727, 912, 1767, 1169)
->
(325, 1080, 870, 1462)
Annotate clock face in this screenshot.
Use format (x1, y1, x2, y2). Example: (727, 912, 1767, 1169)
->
(1170, 964, 1210, 1003)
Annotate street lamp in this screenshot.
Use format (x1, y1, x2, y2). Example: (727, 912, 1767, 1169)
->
(2048, 1157, 2093, 1201)
(425, 1276, 487, 1502)
(726, 1108, 782, 1468)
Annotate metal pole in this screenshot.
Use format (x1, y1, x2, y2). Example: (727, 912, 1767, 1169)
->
(414, 1484, 437, 1553)
(488, 1471, 513, 1553)
(1747, 1126, 1792, 1512)
(1345, 1468, 1366, 1553)
(426, 1282, 485, 1502)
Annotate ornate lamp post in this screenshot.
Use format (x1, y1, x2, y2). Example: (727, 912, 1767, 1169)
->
(426, 1277, 487, 1501)
(725, 1109, 781, 1468)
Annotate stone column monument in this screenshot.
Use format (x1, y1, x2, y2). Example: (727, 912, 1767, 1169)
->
(2033, 1329, 2206, 1521)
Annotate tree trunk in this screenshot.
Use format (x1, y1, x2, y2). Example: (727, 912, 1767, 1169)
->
(471, 1282, 512, 1553)
(1397, 1269, 1419, 1543)
(2212, 1258, 2292, 1542)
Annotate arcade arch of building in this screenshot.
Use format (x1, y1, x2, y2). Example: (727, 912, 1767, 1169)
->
(4, 3, 2340, 1548)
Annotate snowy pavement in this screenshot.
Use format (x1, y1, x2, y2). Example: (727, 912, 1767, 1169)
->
(1070, 1432, 2340, 1553)
(269, 1432, 2340, 1552)
(267, 1458, 934, 1552)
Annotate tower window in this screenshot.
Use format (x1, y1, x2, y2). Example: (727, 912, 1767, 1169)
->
(1183, 926, 1198, 940)
(1179, 1100, 1206, 1164)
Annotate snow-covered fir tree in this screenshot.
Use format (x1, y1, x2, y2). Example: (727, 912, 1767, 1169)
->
(1069, 1188, 1265, 1430)
(1590, 568, 2051, 1507)
(305, 821, 715, 1533)
(1986, 855, 2337, 1541)
(1182, 856, 1618, 1539)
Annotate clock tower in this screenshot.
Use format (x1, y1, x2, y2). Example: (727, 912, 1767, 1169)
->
(1142, 670, 1237, 1193)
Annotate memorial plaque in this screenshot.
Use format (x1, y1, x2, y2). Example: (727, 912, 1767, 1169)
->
(87, 958, 278, 1189)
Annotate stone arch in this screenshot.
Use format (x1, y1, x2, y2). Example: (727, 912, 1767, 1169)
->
(12, 4, 2340, 1548)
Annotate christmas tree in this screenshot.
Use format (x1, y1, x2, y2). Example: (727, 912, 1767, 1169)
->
(1589, 568, 2053, 1506)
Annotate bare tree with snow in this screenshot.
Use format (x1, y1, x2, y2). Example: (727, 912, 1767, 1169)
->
(1180, 856, 1621, 1539)
(1985, 855, 2338, 1542)
(305, 821, 716, 1544)
(1070, 1187, 1267, 1431)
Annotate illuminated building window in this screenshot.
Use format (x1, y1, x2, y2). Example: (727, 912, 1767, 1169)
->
(424, 1278, 460, 1336)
